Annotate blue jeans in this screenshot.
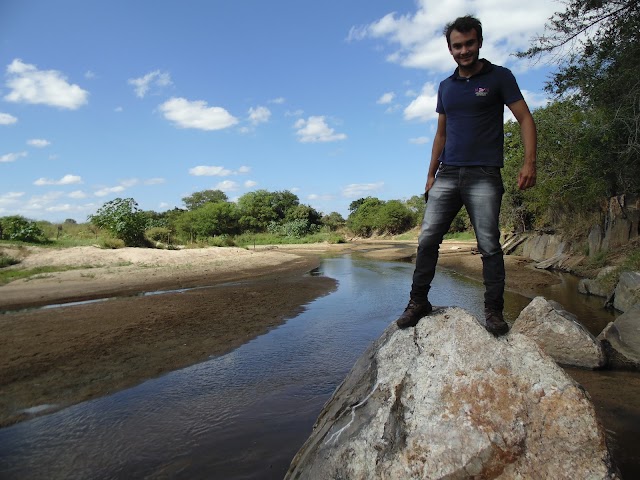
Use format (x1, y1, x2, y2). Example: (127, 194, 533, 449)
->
(410, 165, 505, 311)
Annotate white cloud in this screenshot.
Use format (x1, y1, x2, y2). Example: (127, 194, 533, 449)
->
(95, 185, 126, 197)
(189, 165, 252, 177)
(159, 97, 238, 131)
(114, 106, 123, 112)
(4, 59, 89, 109)
(348, 1, 559, 72)
(144, 177, 165, 185)
(294, 116, 347, 143)
(244, 180, 257, 188)
(404, 82, 439, 122)
(27, 138, 51, 148)
(0, 112, 18, 125)
(285, 109, 304, 117)
(0, 151, 27, 163)
(342, 182, 384, 198)
(269, 97, 286, 104)
(0, 192, 24, 206)
(377, 92, 395, 104)
(34, 174, 82, 186)
(248, 105, 271, 125)
(409, 136, 430, 145)
(119, 178, 139, 188)
(189, 166, 232, 177)
(84, 70, 96, 79)
(49, 154, 59, 160)
(68, 190, 88, 199)
(128, 70, 172, 98)
(308, 193, 334, 201)
(215, 180, 239, 192)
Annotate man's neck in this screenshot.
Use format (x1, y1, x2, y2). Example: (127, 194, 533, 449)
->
(458, 60, 484, 78)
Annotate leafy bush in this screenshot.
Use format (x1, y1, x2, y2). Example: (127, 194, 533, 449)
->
(0, 216, 46, 243)
(88, 198, 148, 247)
(267, 219, 320, 238)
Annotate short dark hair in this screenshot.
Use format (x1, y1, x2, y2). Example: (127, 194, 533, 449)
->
(444, 15, 483, 48)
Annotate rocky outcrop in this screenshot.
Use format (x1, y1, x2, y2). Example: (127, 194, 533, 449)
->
(578, 266, 618, 298)
(613, 271, 640, 313)
(521, 234, 566, 262)
(286, 308, 617, 479)
(598, 303, 640, 371)
(602, 195, 640, 251)
(511, 297, 606, 369)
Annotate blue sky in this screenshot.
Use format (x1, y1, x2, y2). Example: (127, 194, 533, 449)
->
(0, 0, 560, 222)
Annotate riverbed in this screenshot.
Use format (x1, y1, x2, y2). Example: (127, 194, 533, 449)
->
(0, 255, 637, 478)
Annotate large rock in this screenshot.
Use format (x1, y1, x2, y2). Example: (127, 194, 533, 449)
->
(521, 234, 566, 262)
(602, 194, 640, 251)
(511, 296, 606, 369)
(598, 303, 640, 370)
(286, 308, 617, 479)
(613, 271, 640, 313)
(578, 266, 618, 298)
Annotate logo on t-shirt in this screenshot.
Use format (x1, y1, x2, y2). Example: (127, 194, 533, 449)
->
(475, 87, 489, 97)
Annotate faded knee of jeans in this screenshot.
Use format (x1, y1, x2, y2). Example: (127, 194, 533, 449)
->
(479, 247, 503, 258)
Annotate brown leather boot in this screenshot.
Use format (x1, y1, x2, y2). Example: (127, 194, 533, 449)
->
(484, 308, 509, 336)
(396, 299, 432, 329)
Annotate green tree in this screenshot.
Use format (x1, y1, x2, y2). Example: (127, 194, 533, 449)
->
(376, 200, 414, 234)
(347, 197, 384, 237)
(519, 0, 640, 195)
(405, 195, 426, 226)
(88, 198, 147, 246)
(175, 202, 240, 241)
(286, 204, 321, 225)
(502, 101, 609, 229)
(182, 189, 229, 210)
(321, 212, 346, 231)
(237, 189, 300, 231)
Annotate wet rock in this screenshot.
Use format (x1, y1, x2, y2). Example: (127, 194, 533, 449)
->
(578, 266, 618, 298)
(613, 271, 640, 313)
(511, 297, 606, 369)
(286, 307, 617, 479)
(598, 303, 640, 371)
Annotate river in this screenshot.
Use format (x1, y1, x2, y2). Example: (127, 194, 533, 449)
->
(0, 255, 638, 478)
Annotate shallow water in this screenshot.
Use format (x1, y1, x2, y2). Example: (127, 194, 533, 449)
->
(0, 256, 636, 478)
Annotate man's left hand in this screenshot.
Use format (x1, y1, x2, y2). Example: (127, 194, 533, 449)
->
(518, 162, 536, 190)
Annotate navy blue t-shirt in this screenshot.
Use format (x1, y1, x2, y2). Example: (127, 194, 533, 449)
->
(436, 59, 523, 167)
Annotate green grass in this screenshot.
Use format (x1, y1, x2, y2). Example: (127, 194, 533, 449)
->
(0, 265, 81, 285)
(233, 231, 345, 248)
(0, 253, 20, 268)
(443, 231, 476, 241)
(622, 246, 640, 271)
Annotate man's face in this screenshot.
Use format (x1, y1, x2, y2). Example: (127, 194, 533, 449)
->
(448, 29, 482, 71)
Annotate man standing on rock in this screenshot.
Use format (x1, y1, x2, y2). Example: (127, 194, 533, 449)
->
(396, 15, 537, 335)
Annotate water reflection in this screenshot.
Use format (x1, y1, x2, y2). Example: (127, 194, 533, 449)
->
(0, 256, 635, 479)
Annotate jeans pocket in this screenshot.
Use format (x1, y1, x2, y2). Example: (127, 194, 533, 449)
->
(479, 166, 501, 177)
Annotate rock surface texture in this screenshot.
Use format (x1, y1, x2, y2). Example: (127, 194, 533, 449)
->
(613, 271, 640, 313)
(598, 303, 640, 371)
(511, 296, 606, 369)
(578, 266, 618, 298)
(286, 307, 617, 479)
